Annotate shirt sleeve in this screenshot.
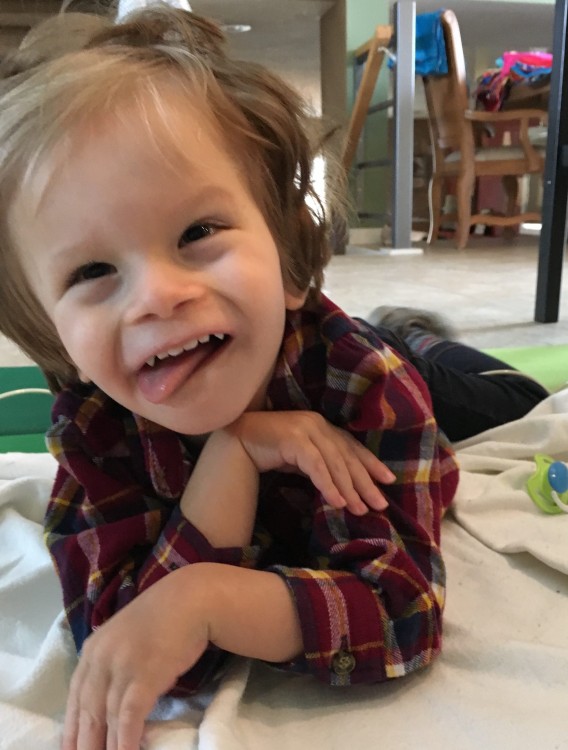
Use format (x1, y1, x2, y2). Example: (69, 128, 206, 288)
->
(45, 396, 260, 694)
(266, 343, 459, 686)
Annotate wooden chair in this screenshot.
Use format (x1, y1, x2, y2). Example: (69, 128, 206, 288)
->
(422, 9, 548, 249)
(341, 25, 393, 173)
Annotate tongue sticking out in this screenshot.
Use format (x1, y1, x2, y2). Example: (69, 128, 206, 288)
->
(137, 339, 223, 403)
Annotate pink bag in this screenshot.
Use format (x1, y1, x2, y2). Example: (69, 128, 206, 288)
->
(500, 51, 552, 76)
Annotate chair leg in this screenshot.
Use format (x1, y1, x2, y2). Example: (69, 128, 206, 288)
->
(427, 175, 443, 243)
(455, 171, 474, 249)
(502, 175, 519, 239)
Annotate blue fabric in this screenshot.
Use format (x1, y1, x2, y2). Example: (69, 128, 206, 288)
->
(415, 10, 448, 75)
(388, 9, 448, 76)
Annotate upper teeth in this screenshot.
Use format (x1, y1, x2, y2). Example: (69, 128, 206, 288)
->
(145, 333, 225, 367)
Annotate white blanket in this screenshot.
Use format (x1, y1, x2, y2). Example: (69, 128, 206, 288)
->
(2, 393, 568, 750)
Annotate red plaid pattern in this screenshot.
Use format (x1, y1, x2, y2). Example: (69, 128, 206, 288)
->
(45, 294, 458, 692)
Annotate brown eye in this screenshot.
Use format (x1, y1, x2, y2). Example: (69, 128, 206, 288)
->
(67, 262, 115, 288)
(178, 224, 215, 247)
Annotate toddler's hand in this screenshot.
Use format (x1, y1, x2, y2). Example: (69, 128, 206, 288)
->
(61, 570, 209, 750)
(227, 411, 395, 516)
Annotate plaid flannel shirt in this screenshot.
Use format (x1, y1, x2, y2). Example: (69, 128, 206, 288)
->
(45, 294, 458, 692)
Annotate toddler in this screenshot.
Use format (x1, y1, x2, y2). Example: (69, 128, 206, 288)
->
(0, 6, 540, 750)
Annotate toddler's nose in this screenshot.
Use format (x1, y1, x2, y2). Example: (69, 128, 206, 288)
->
(124, 260, 204, 322)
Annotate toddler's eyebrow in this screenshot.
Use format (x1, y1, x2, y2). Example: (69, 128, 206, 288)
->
(52, 238, 102, 263)
(52, 184, 241, 257)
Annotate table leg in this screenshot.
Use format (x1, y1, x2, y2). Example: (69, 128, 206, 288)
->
(535, 0, 568, 323)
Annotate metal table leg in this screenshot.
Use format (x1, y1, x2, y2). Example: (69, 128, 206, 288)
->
(535, 0, 568, 322)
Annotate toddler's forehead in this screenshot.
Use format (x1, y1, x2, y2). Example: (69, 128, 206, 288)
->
(23, 88, 231, 212)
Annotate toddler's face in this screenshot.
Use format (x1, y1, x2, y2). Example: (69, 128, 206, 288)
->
(10, 92, 305, 434)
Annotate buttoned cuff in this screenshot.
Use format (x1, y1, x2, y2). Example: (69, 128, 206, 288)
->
(267, 565, 385, 686)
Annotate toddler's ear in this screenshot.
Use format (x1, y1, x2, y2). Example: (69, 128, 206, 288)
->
(284, 286, 308, 311)
(78, 370, 91, 384)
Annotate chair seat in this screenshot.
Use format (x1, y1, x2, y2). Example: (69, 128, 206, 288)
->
(445, 145, 545, 164)
(528, 124, 548, 148)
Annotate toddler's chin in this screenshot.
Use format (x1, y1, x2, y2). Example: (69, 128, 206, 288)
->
(153, 404, 249, 436)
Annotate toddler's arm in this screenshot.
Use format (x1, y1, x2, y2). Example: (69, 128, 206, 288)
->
(62, 562, 304, 750)
(178, 428, 259, 547)
(179, 410, 395, 545)
(59, 409, 397, 750)
(45, 388, 262, 695)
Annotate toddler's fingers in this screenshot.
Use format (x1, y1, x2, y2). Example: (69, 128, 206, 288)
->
(295, 443, 347, 509)
(61, 698, 80, 750)
(105, 672, 134, 750)
(297, 441, 369, 515)
(306, 437, 373, 514)
(295, 431, 377, 515)
(74, 689, 108, 750)
(293, 430, 384, 515)
(347, 438, 396, 485)
(116, 683, 155, 750)
(62, 667, 88, 750)
(347, 458, 389, 511)
(318, 431, 389, 512)
(106, 728, 118, 750)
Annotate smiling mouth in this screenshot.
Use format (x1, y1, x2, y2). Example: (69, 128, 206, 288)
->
(143, 332, 227, 369)
(137, 333, 231, 403)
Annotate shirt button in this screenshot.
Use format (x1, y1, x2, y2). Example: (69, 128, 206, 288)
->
(331, 649, 356, 676)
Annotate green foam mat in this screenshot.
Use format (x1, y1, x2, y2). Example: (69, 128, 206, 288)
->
(485, 345, 568, 393)
(0, 433, 48, 453)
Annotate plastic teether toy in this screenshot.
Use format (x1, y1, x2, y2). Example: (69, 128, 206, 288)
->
(526, 453, 568, 514)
